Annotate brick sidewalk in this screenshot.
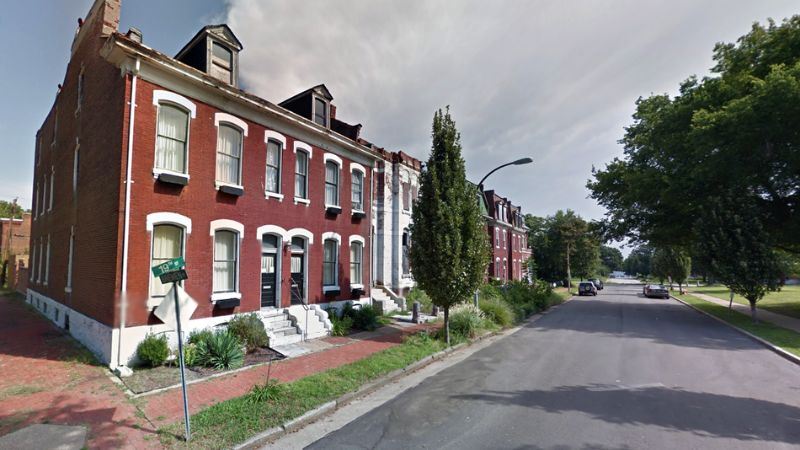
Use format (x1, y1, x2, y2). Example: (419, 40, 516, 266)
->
(0, 293, 159, 449)
(0, 290, 437, 448)
(142, 323, 437, 428)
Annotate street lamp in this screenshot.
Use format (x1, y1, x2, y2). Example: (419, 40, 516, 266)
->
(477, 157, 533, 190)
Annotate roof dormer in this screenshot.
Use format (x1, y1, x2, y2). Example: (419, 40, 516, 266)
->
(175, 24, 242, 87)
(280, 84, 334, 128)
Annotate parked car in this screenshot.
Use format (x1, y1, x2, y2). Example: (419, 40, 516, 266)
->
(578, 282, 598, 296)
(588, 278, 604, 290)
(644, 284, 669, 299)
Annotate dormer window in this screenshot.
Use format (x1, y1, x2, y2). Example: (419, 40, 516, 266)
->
(314, 97, 328, 127)
(211, 42, 233, 84)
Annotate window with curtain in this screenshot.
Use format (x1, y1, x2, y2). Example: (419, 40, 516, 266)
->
(150, 225, 183, 297)
(216, 124, 242, 185)
(214, 230, 237, 293)
(323, 239, 337, 286)
(155, 104, 189, 173)
(265, 139, 281, 193)
(350, 242, 363, 284)
(325, 161, 339, 206)
(351, 171, 363, 211)
(295, 150, 308, 199)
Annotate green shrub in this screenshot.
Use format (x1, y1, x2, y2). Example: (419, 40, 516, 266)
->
(188, 328, 214, 346)
(479, 298, 514, 328)
(196, 330, 244, 370)
(330, 315, 353, 336)
(352, 304, 381, 331)
(406, 288, 433, 314)
(137, 333, 170, 367)
(448, 305, 485, 339)
(227, 313, 269, 353)
(248, 380, 283, 403)
(182, 343, 198, 367)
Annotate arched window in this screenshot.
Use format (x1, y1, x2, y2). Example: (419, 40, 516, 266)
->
(155, 104, 190, 174)
(216, 124, 243, 186)
(213, 230, 238, 294)
(265, 138, 282, 194)
(350, 241, 363, 285)
(323, 239, 338, 286)
(150, 224, 184, 298)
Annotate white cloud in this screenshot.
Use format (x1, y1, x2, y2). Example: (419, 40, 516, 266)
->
(227, 0, 799, 223)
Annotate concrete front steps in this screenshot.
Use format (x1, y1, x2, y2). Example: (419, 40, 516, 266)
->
(286, 304, 332, 341)
(261, 310, 303, 346)
(372, 288, 401, 315)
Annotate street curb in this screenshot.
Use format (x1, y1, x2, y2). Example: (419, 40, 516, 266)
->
(233, 315, 538, 450)
(670, 295, 800, 367)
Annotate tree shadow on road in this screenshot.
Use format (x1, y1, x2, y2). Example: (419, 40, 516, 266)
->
(453, 384, 800, 444)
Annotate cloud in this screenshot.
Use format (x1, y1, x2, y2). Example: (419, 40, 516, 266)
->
(227, 0, 799, 226)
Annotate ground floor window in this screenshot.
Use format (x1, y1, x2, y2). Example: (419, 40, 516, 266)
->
(323, 239, 338, 286)
(350, 242, 363, 284)
(150, 224, 184, 297)
(213, 230, 238, 293)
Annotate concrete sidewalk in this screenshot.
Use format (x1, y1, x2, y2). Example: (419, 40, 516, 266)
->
(687, 291, 800, 333)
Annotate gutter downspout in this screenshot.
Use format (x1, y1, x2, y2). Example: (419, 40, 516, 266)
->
(117, 57, 139, 369)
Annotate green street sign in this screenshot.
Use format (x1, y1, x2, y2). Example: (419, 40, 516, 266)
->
(151, 256, 185, 278)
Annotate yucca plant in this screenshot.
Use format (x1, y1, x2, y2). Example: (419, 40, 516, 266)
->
(195, 330, 244, 370)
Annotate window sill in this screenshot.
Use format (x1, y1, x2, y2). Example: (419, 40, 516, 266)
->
(323, 286, 341, 295)
(294, 197, 310, 206)
(351, 210, 366, 219)
(153, 170, 189, 186)
(350, 284, 364, 290)
(215, 182, 244, 196)
(325, 204, 342, 215)
(211, 292, 242, 302)
(265, 191, 284, 201)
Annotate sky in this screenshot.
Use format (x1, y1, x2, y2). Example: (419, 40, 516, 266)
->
(1, 0, 798, 253)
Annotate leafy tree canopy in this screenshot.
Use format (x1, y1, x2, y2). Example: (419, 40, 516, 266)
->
(0, 200, 24, 219)
(589, 17, 800, 254)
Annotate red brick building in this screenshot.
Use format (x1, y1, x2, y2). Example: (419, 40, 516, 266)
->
(0, 213, 31, 261)
(28, 0, 386, 367)
(484, 190, 532, 282)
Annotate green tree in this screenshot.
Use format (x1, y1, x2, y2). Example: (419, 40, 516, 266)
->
(600, 245, 624, 272)
(623, 245, 653, 277)
(695, 196, 783, 321)
(588, 17, 800, 254)
(0, 200, 23, 219)
(409, 107, 490, 345)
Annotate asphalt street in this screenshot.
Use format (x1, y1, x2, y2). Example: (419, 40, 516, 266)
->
(307, 284, 800, 450)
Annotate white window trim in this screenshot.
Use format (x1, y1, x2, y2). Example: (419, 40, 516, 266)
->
(44, 234, 51, 285)
(211, 226, 242, 301)
(214, 113, 249, 136)
(146, 212, 193, 234)
(323, 236, 340, 290)
(29, 238, 35, 281)
(350, 164, 366, 213)
(65, 226, 74, 293)
(256, 224, 289, 241)
(288, 228, 314, 245)
(324, 155, 342, 208)
(348, 235, 365, 246)
(152, 90, 197, 118)
(294, 197, 310, 206)
(349, 237, 365, 287)
(33, 183, 38, 220)
(75, 65, 84, 116)
(265, 130, 287, 148)
(146, 222, 188, 309)
(322, 232, 341, 244)
(293, 140, 313, 158)
(48, 167, 54, 211)
(73, 139, 80, 192)
(215, 120, 245, 189)
(209, 219, 245, 237)
(294, 145, 311, 203)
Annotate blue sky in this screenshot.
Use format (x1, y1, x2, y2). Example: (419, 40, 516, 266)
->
(1, 1, 798, 255)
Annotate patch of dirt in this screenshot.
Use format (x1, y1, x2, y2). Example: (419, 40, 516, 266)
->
(122, 347, 285, 394)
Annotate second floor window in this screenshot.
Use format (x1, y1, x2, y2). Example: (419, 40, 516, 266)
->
(325, 161, 339, 206)
(216, 124, 242, 185)
(323, 239, 337, 286)
(156, 104, 189, 173)
(352, 171, 363, 211)
(295, 151, 308, 199)
(266, 139, 282, 193)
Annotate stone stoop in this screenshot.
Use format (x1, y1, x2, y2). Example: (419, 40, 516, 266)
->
(286, 305, 331, 341)
(261, 310, 303, 347)
(372, 288, 400, 315)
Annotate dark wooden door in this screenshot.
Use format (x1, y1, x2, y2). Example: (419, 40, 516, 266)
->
(261, 253, 277, 308)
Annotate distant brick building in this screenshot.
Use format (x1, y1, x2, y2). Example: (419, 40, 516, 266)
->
(484, 190, 532, 282)
(27, 0, 418, 368)
(0, 213, 31, 260)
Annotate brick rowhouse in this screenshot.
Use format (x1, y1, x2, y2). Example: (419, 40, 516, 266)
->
(26, 0, 410, 368)
(484, 190, 532, 282)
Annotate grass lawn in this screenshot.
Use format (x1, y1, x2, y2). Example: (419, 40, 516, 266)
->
(553, 287, 572, 302)
(675, 293, 800, 358)
(159, 333, 446, 449)
(688, 285, 800, 320)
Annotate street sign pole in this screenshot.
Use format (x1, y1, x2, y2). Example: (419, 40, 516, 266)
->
(173, 281, 191, 442)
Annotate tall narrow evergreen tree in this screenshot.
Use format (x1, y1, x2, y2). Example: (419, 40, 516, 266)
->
(410, 107, 490, 345)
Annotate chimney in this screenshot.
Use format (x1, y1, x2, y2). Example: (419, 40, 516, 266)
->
(126, 27, 143, 43)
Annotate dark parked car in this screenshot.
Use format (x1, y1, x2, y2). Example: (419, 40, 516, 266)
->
(588, 278, 604, 290)
(644, 284, 669, 299)
(578, 282, 598, 296)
